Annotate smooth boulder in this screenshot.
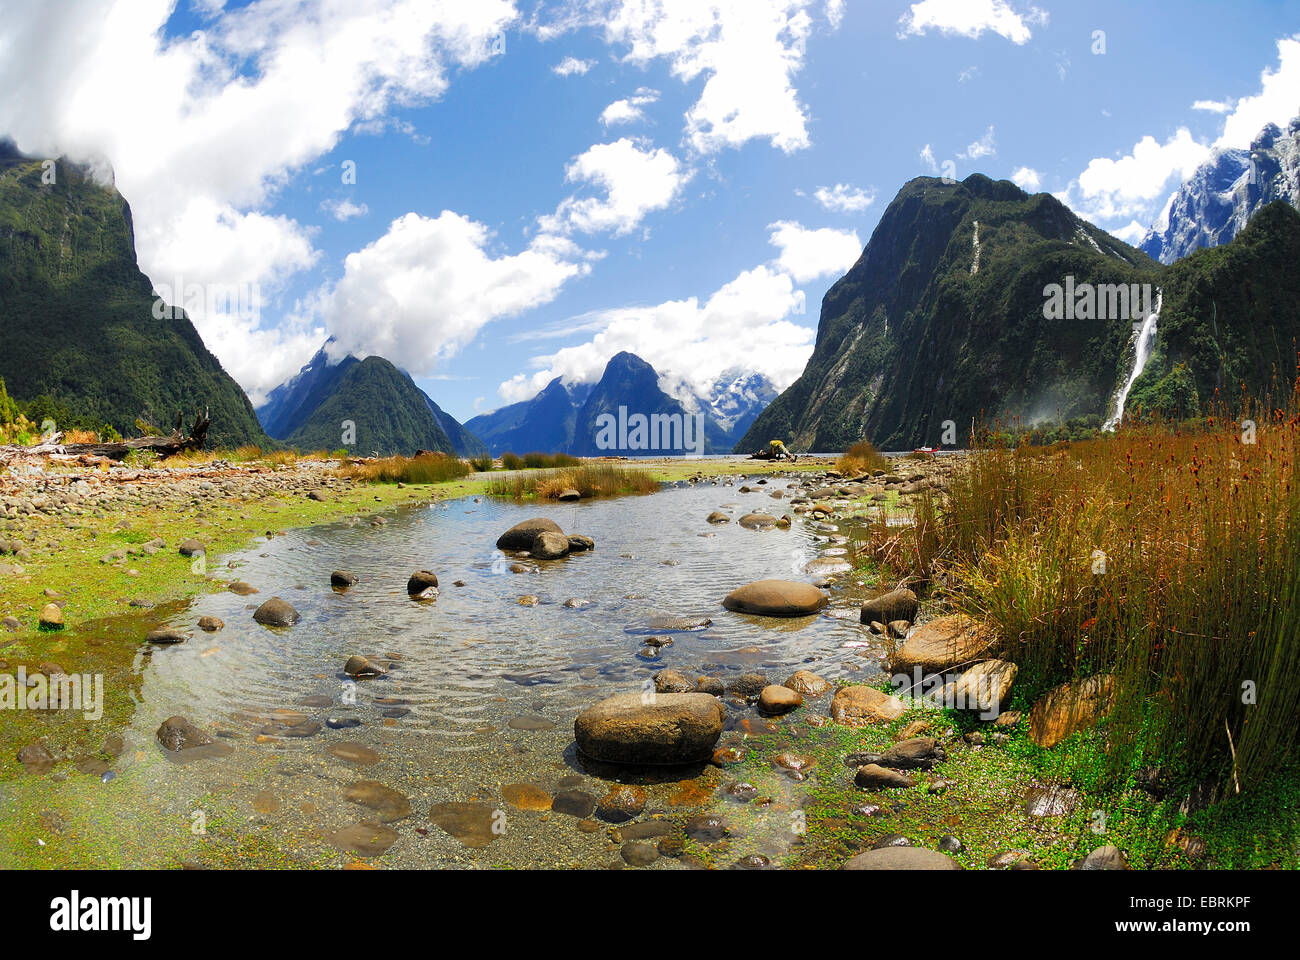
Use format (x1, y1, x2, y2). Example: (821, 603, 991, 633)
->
(844, 847, 963, 870)
(531, 531, 571, 560)
(888, 614, 996, 673)
(830, 685, 906, 726)
(253, 597, 300, 627)
(1029, 674, 1114, 748)
(859, 588, 919, 626)
(574, 692, 724, 765)
(722, 579, 828, 618)
(406, 570, 438, 599)
(497, 518, 564, 551)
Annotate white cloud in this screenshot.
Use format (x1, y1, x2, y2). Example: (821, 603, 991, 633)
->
(958, 65, 980, 83)
(498, 264, 813, 403)
(322, 211, 589, 377)
(552, 55, 595, 75)
(1011, 166, 1042, 191)
(899, 0, 1046, 45)
(1192, 99, 1234, 114)
(599, 87, 660, 126)
(540, 137, 690, 236)
(767, 220, 860, 283)
(1109, 220, 1148, 245)
(321, 198, 370, 221)
(825, 0, 846, 29)
(920, 144, 939, 173)
(961, 125, 997, 160)
(0, 0, 518, 402)
(542, 1, 837, 155)
(812, 182, 875, 213)
(1216, 34, 1300, 148)
(1071, 128, 1212, 221)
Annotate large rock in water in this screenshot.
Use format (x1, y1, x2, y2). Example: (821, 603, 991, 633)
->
(1028, 674, 1114, 748)
(531, 531, 570, 559)
(888, 614, 995, 673)
(860, 588, 918, 625)
(843, 847, 963, 870)
(722, 580, 828, 617)
(574, 692, 724, 765)
(497, 517, 564, 551)
(253, 597, 300, 627)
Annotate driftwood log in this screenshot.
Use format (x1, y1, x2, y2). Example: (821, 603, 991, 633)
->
(2, 409, 211, 463)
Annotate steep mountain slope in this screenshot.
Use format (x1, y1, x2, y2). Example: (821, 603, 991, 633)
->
(257, 341, 486, 457)
(571, 351, 720, 456)
(424, 393, 487, 458)
(1141, 117, 1300, 265)
(737, 174, 1160, 452)
(0, 141, 267, 446)
(464, 376, 587, 455)
(1126, 200, 1300, 418)
(282, 355, 456, 456)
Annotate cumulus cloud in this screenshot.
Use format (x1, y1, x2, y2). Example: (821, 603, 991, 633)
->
(812, 182, 875, 213)
(599, 88, 660, 126)
(1192, 99, 1234, 114)
(766, 220, 861, 283)
(0, 0, 518, 401)
(495, 217, 860, 405)
(321, 198, 370, 221)
(552, 55, 595, 75)
(1216, 34, 1300, 148)
(1068, 128, 1212, 221)
(539, 1, 839, 155)
(540, 137, 690, 236)
(1011, 166, 1042, 191)
(322, 211, 589, 376)
(899, 0, 1047, 45)
(497, 264, 812, 404)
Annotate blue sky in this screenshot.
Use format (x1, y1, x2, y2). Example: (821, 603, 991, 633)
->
(2, 1, 1297, 423)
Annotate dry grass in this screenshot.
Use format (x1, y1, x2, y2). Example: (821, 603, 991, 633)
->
(335, 452, 471, 484)
(858, 399, 1300, 789)
(485, 463, 659, 500)
(836, 439, 891, 476)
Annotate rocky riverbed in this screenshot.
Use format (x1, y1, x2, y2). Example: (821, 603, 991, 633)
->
(0, 455, 1246, 869)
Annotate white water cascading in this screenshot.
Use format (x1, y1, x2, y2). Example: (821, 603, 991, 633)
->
(1103, 289, 1162, 431)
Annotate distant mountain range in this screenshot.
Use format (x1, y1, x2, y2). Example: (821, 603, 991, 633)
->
(256, 342, 486, 457)
(465, 352, 775, 456)
(0, 140, 268, 446)
(1141, 116, 1300, 264)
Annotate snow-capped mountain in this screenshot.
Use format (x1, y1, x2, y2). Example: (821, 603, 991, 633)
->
(1141, 116, 1300, 264)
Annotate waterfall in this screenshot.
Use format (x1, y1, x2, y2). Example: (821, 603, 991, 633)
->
(1104, 290, 1162, 431)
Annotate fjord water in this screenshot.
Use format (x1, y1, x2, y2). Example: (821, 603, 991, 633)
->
(72, 481, 880, 867)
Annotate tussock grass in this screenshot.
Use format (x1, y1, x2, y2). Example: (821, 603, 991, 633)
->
(485, 463, 659, 500)
(836, 439, 890, 476)
(469, 454, 494, 472)
(336, 453, 472, 485)
(500, 450, 580, 470)
(857, 398, 1300, 791)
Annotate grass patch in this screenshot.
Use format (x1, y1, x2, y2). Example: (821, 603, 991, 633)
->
(500, 451, 580, 470)
(836, 439, 890, 476)
(336, 453, 472, 485)
(484, 463, 659, 500)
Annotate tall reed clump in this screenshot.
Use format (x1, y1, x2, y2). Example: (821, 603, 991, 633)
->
(868, 401, 1300, 791)
(500, 451, 580, 470)
(469, 454, 494, 472)
(485, 463, 659, 500)
(837, 439, 891, 476)
(337, 453, 472, 484)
